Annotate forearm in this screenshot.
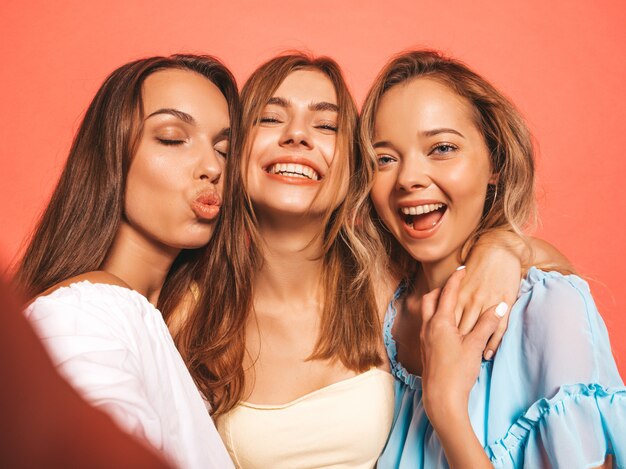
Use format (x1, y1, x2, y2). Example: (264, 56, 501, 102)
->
(473, 229, 572, 273)
(418, 271, 498, 469)
(431, 411, 492, 469)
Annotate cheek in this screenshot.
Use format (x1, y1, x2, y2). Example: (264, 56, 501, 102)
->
(444, 162, 491, 226)
(330, 170, 350, 207)
(125, 157, 185, 223)
(244, 155, 261, 197)
(370, 182, 385, 212)
(370, 174, 395, 217)
(319, 136, 337, 166)
(132, 158, 178, 195)
(445, 160, 490, 198)
(249, 129, 276, 161)
(246, 133, 272, 187)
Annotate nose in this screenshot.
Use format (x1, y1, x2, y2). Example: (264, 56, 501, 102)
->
(279, 117, 313, 150)
(195, 145, 224, 184)
(396, 154, 431, 192)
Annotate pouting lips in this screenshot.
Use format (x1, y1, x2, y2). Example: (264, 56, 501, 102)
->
(192, 192, 221, 220)
(266, 163, 320, 181)
(400, 203, 447, 231)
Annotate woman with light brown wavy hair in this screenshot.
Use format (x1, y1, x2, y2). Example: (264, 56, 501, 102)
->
(175, 54, 393, 468)
(176, 52, 566, 469)
(361, 50, 623, 468)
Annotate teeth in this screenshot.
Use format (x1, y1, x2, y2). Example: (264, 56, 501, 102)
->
(400, 203, 444, 215)
(267, 163, 320, 181)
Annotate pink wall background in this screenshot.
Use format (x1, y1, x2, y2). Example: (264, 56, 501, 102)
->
(1, 0, 625, 374)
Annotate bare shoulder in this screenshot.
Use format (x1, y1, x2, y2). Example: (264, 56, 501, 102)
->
(35, 271, 131, 301)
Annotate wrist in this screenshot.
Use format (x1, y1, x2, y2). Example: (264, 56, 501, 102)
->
(435, 415, 491, 469)
(422, 389, 469, 430)
(430, 407, 473, 444)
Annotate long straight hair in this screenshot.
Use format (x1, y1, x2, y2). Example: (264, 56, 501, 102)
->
(177, 53, 383, 417)
(16, 55, 240, 307)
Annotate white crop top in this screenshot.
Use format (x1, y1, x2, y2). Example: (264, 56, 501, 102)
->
(217, 368, 395, 469)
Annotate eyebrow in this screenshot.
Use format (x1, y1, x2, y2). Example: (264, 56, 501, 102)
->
(146, 108, 195, 124)
(310, 101, 339, 113)
(421, 128, 465, 138)
(214, 127, 231, 143)
(267, 97, 289, 108)
(373, 128, 465, 149)
(266, 97, 339, 113)
(372, 140, 395, 150)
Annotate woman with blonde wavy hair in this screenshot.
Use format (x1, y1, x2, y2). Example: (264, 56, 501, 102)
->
(361, 50, 625, 468)
(175, 52, 568, 469)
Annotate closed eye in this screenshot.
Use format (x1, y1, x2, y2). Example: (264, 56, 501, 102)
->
(157, 138, 186, 146)
(258, 116, 282, 125)
(316, 123, 338, 132)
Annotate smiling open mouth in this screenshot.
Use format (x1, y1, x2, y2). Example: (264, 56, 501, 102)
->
(400, 203, 447, 231)
(266, 163, 321, 181)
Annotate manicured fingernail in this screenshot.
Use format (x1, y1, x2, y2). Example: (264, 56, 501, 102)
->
(484, 350, 494, 360)
(495, 302, 508, 318)
(456, 265, 466, 271)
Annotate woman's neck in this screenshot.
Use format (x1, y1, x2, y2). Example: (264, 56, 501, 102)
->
(101, 222, 179, 305)
(419, 250, 463, 291)
(254, 215, 325, 310)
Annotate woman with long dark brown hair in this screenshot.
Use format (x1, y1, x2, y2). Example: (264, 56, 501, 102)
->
(361, 50, 624, 468)
(17, 55, 237, 469)
(175, 53, 567, 469)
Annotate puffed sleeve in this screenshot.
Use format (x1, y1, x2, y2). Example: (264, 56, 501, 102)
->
(485, 268, 626, 468)
(25, 291, 164, 448)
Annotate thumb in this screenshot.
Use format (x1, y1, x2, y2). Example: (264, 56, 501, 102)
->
(421, 288, 442, 323)
(465, 302, 508, 350)
(434, 268, 465, 325)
